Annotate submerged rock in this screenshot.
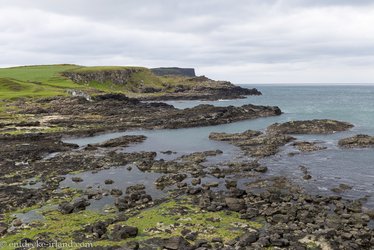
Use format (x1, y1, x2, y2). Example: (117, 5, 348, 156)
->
(338, 134, 374, 148)
(292, 141, 327, 152)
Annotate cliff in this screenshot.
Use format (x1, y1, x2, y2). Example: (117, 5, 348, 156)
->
(61, 66, 262, 100)
(151, 67, 196, 77)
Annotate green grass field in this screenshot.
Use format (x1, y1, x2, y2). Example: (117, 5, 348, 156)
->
(0, 64, 182, 100)
(0, 64, 84, 99)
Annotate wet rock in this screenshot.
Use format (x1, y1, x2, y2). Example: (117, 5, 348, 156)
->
(110, 189, 123, 196)
(84, 144, 98, 151)
(155, 173, 187, 188)
(225, 180, 237, 189)
(58, 198, 90, 214)
(299, 165, 312, 180)
(115, 184, 152, 211)
(191, 178, 201, 186)
(267, 119, 353, 134)
(85, 221, 108, 239)
(338, 134, 374, 148)
(111, 225, 138, 240)
(163, 236, 191, 250)
(187, 187, 202, 195)
(85, 189, 103, 199)
(72, 177, 83, 182)
(0, 133, 78, 163)
(12, 219, 22, 227)
(303, 174, 312, 180)
(209, 130, 262, 141)
(177, 182, 188, 188)
(254, 166, 268, 173)
(104, 179, 114, 185)
(205, 182, 219, 188)
(331, 183, 352, 193)
(96, 135, 146, 148)
(161, 150, 176, 155)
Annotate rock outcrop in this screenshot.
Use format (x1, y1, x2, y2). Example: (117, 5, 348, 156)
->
(267, 119, 353, 134)
(338, 134, 374, 148)
(209, 130, 295, 158)
(62, 68, 143, 85)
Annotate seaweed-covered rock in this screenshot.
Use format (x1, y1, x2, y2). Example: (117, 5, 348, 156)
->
(267, 119, 353, 134)
(338, 134, 374, 148)
(209, 130, 295, 158)
(292, 141, 327, 152)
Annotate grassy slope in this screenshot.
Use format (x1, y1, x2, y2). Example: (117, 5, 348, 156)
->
(0, 65, 83, 99)
(0, 64, 180, 100)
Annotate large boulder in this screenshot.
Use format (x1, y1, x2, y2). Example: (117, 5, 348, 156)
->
(225, 197, 246, 212)
(111, 225, 138, 240)
(162, 236, 191, 250)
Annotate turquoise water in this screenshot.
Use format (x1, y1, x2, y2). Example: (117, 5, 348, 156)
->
(65, 85, 374, 208)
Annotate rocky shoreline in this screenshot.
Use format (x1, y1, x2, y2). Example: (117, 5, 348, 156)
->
(0, 94, 280, 135)
(0, 95, 373, 249)
(62, 68, 262, 101)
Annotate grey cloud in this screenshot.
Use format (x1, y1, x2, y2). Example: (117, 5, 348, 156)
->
(1, 0, 374, 83)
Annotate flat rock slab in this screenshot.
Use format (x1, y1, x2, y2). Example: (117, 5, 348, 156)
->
(267, 119, 353, 134)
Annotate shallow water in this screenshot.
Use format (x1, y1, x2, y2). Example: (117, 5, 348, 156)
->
(63, 85, 374, 208)
(59, 165, 165, 211)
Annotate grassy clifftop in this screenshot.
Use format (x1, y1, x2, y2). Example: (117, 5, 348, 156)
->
(0, 65, 155, 99)
(0, 64, 259, 100)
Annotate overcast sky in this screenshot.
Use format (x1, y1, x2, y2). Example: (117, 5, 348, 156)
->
(1, 0, 374, 84)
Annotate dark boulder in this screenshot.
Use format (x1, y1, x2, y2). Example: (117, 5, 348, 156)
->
(111, 225, 138, 240)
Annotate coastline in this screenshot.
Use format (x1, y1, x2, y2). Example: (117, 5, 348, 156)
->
(0, 87, 373, 249)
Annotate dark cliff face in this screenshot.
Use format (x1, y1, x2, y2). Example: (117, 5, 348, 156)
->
(61, 69, 141, 85)
(151, 67, 196, 77)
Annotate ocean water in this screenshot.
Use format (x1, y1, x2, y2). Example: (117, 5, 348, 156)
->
(65, 85, 374, 208)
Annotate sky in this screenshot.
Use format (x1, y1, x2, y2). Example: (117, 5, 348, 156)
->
(1, 0, 374, 84)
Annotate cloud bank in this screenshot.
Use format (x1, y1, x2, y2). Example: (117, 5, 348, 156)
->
(1, 0, 374, 83)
